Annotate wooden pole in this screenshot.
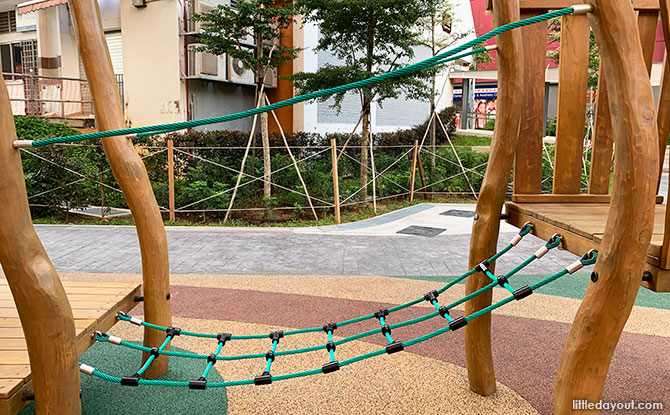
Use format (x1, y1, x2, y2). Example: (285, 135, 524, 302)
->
(410, 139, 418, 201)
(0, 73, 81, 414)
(167, 137, 175, 222)
(417, 154, 428, 199)
(331, 138, 341, 224)
(68, 0, 172, 378)
(555, 1, 659, 412)
(465, 0, 523, 396)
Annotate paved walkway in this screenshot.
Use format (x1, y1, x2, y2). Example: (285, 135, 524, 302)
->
(36, 203, 579, 276)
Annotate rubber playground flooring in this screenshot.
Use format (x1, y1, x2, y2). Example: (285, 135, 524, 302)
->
(18, 267, 668, 415)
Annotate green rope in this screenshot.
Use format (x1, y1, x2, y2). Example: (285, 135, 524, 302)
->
(32, 8, 575, 148)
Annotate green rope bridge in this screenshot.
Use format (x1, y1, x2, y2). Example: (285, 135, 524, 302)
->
(17, 6, 584, 148)
(80, 223, 598, 389)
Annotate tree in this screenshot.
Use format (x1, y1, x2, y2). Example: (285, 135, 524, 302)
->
(292, 0, 433, 199)
(193, 0, 301, 198)
(417, 0, 470, 169)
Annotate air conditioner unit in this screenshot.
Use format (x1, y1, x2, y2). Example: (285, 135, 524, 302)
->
(186, 45, 227, 81)
(187, 0, 229, 33)
(227, 55, 255, 85)
(263, 67, 277, 89)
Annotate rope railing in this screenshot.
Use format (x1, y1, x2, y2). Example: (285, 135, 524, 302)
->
(14, 7, 584, 150)
(80, 225, 599, 388)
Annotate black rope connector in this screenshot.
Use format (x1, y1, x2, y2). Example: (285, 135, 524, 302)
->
(448, 316, 468, 331)
(133, 295, 144, 303)
(374, 309, 389, 320)
(265, 351, 275, 362)
(189, 377, 207, 390)
(423, 290, 439, 303)
(322, 361, 340, 374)
(207, 353, 217, 364)
(269, 331, 284, 342)
(439, 306, 450, 318)
(512, 285, 533, 301)
(254, 371, 272, 385)
(217, 333, 232, 344)
(326, 341, 336, 352)
(475, 261, 490, 273)
(386, 341, 404, 354)
(513, 285, 533, 301)
(166, 327, 181, 338)
(381, 324, 392, 336)
(149, 347, 160, 359)
(120, 374, 140, 387)
(496, 275, 509, 288)
(323, 322, 338, 332)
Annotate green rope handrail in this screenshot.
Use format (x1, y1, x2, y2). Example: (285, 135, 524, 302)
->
(27, 7, 578, 148)
(82, 247, 597, 388)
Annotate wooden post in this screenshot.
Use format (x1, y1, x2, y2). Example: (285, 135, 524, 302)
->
(555, 1, 659, 413)
(410, 139, 418, 201)
(167, 137, 175, 222)
(465, 0, 523, 396)
(68, 0, 172, 378)
(657, 0, 670, 191)
(331, 138, 341, 224)
(417, 153, 428, 199)
(0, 74, 81, 414)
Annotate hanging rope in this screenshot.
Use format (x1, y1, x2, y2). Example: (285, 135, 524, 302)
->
(18, 7, 583, 149)
(79, 225, 598, 389)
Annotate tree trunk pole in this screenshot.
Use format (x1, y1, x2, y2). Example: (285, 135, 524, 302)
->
(331, 138, 341, 224)
(168, 137, 175, 222)
(465, 0, 523, 396)
(555, 1, 659, 412)
(68, 0, 172, 378)
(0, 68, 81, 415)
(410, 139, 419, 201)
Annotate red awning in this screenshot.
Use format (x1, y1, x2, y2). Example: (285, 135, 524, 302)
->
(17, 0, 68, 15)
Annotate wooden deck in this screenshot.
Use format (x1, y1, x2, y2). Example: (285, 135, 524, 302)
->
(0, 279, 141, 414)
(506, 202, 670, 292)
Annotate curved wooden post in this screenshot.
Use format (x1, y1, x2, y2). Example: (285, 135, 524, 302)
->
(465, 0, 523, 396)
(554, 1, 659, 413)
(68, 0, 172, 378)
(0, 78, 81, 412)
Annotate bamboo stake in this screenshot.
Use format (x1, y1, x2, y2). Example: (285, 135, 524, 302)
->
(417, 148, 428, 199)
(266, 95, 318, 220)
(410, 139, 419, 201)
(168, 137, 175, 222)
(331, 138, 341, 224)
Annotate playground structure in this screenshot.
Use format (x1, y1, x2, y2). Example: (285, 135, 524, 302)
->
(0, 1, 668, 415)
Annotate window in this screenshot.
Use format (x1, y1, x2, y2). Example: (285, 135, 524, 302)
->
(0, 40, 37, 75)
(0, 11, 17, 33)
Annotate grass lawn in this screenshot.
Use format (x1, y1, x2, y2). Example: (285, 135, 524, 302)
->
(449, 135, 492, 147)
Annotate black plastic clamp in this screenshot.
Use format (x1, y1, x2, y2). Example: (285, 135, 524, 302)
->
(448, 316, 468, 331)
(381, 324, 391, 335)
(149, 347, 160, 359)
(254, 371, 272, 385)
(322, 361, 340, 374)
(120, 374, 140, 387)
(423, 290, 439, 303)
(496, 275, 509, 288)
(326, 341, 336, 352)
(323, 322, 338, 332)
(439, 306, 450, 318)
(265, 351, 275, 362)
(386, 341, 404, 354)
(166, 327, 181, 338)
(217, 333, 232, 344)
(475, 261, 490, 273)
(269, 331, 284, 342)
(189, 377, 207, 390)
(513, 285, 533, 301)
(207, 353, 217, 364)
(374, 309, 389, 320)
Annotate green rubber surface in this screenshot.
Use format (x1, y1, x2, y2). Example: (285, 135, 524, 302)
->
(387, 273, 670, 310)
(18, 342, 228, 415)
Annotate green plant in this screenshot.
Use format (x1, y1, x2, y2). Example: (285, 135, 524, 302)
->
(483, 118, 495, 131)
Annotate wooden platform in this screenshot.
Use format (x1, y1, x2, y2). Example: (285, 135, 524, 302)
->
(0, 279, 141, 414)
(506, 202, 670, 292)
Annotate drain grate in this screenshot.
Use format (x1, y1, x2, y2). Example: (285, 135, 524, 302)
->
(397, 226, 446, 237)
(439, 210, 476, 218)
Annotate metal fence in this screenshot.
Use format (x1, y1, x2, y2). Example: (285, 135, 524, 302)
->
(2, 72, 124, 121)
